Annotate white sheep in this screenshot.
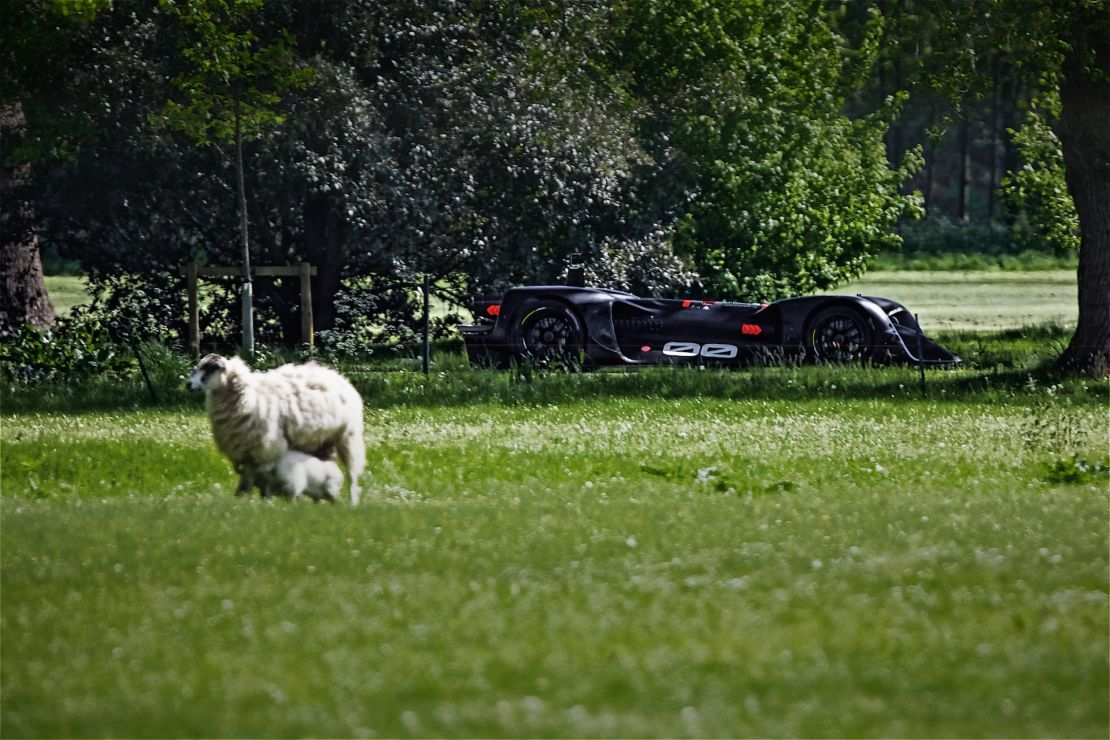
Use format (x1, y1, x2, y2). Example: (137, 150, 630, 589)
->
(188, 353, 366, 504)
(259, 450, 344, 502)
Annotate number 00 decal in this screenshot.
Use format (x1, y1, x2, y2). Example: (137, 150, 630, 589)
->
(663, 342, 738, 359)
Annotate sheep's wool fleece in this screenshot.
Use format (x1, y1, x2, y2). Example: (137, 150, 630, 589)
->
(273, 450, 343, 498)
(207, 358, 363, 467)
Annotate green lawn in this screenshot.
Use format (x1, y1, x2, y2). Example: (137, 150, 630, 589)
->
(2, 365, 1107, 737)
(42, 275, 92, 317)
(839, 270, 1077, 331)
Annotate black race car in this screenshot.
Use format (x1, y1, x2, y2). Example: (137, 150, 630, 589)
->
(458, 285, 960, 368)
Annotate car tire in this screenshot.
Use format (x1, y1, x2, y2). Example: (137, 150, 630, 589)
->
(806, 306, 872, 363)
(512, 300, 584, 367)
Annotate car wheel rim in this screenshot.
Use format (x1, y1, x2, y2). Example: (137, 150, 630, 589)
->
(813, 315, 867, 362)
(523, 314, 574, 361)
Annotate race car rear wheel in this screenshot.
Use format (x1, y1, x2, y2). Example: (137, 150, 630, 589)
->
(513, 300, 584, 367)
(806, 307, 872, 363)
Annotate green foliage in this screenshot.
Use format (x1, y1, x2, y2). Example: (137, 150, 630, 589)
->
(314, 283, 463, 363)
(607, 0, 922, 300)
(0, 314, 127, 386)
(0, 0, 109, 166)
(880, 217, 1080, 270)
(11, 0, 1097, 355)
(1042, 455, 1110, 485)
(1000, 103, 1081, 255)
(154, 0, 313, 147)
(0, 274, 183, 387)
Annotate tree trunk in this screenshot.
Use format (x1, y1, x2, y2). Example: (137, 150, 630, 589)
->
(1056, 20, 1110, 375)
(303, 192, 347, 332)
(0, 210, 56, 336)
(957, 111, 971, 223)
(986, 55, 1001, 225)
(1, 104, 55, 336)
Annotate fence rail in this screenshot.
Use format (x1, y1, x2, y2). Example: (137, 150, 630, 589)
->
(180, 262, 318, 359)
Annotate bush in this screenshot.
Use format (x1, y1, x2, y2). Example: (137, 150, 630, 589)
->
(0, 278, 187, 388)
(315, 282, 462, 363)
(0, 310, 130, 386)
(871, 217, 1079, 271)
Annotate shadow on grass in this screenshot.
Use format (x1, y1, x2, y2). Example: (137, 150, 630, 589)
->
(3, 325, 1103, 416)
(3, 360, 1105, 418)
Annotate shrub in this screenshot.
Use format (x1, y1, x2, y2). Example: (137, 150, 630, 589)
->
(0, 310, 129, 386)
(872, 217, 1079, 271)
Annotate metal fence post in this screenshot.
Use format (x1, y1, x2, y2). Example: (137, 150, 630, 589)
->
(915, 313, 927, 397)
(422, 274, 431, 376)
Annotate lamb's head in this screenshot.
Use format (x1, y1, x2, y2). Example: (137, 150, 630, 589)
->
(188, 353, 234, 392)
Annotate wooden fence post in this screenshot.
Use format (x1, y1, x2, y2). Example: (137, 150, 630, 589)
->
(299, 261, 314, 353)
(182, 263, 317, 355)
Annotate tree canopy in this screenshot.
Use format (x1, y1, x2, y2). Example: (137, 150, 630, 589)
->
(2, 0, 1105, 371)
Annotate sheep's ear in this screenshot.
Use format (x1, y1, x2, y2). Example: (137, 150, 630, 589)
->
(198, 353, 227, 372)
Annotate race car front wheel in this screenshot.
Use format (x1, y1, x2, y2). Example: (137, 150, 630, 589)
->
(807, 307, 872, 363)
(513, 300, 584, 367)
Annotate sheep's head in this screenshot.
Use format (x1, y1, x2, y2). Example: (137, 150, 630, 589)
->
(187, 353, 230, 392)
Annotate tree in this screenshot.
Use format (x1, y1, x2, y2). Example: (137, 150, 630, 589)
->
(21, 0, 674, 348)
(999, 99, 1080, 255)
(0, 0, 110, 335)
(909, 0, 1109, 373)
(156, 0, 313, 357)
(1054, 8, 1110, 373)
(1, 105, 55, 334)
(604, 0, 922, 300)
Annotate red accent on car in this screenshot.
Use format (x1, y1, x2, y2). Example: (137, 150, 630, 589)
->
(486, 304, 501, 316)
(641, 345, 652, 352)
(741, 323, 762, 336)
(681, 299, 692, 308)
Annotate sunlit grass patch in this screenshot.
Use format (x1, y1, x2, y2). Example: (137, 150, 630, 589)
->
(42, 275, 92, 316)
(839, 270, 1077, 331)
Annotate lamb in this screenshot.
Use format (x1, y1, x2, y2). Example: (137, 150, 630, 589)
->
(187, 353, 366, 504)
(258, 449, 344, 502)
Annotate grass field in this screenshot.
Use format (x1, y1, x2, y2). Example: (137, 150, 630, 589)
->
(42, 276, 93, 317)
(4, 273, 1106, 737)
(839, 270, 1077, 331)
(2, 361, 1108, 737)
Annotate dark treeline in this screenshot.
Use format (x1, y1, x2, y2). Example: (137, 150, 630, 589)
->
(2, 0, 1106, 372)
(844, 1, 1078, 253)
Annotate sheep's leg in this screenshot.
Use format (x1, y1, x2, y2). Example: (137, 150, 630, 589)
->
(236, 467, 256, 497)
(336, 432, 366, 505)
(322, 474, 341, 504)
